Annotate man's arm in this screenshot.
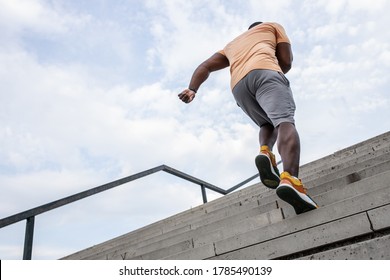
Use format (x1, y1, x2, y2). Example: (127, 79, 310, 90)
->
(178, 52, 229, 103)
(276, 42, 293, 74)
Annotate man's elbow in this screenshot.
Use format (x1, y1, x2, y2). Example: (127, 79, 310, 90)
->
(280, 62, 292, 74)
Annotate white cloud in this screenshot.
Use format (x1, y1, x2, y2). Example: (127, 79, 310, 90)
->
(0, 0, 91, 37)
(145, 0, 245, 83)
(346, 0, 388, 12)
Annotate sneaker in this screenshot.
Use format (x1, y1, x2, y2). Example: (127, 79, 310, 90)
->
(255, 146, 280, 189)
(276, 172, 318, 214)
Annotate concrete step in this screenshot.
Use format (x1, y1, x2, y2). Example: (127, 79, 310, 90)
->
(63, 178, 274, 259)
(63, 190, 277, 260)
(84, 205, 283, 260)
(241, 157, 390, 219)
(301, 145, 390, 184)
(298, 203, 390, 260)
(299, 131, 390, 176)
(213, 212, 373, 260)
(306, 154, 390, 195)
(165, 171, 390, 259)
(139, 169, 390, 260)
(197, 147, 390, 221)
(281, 167, 390, 219)
(185, 132, 390, 212)
(173, 133, 390, 218)
(210, 183, 390, 259)
(213, 143, 390, 209)
(126, 208, 283, 260)
(298, 234, 390, 260)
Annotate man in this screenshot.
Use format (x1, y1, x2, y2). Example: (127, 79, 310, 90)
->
(178, 22, 318, 214)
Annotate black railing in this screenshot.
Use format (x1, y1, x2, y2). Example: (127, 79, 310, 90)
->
(0, 163, 277, 260)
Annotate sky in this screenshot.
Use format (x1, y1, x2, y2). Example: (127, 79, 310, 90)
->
(0, 0, 389, 260)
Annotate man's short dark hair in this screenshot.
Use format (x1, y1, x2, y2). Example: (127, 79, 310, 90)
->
(248, 22, 263, 30)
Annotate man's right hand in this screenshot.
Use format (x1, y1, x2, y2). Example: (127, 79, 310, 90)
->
(178, 89, 196, 103)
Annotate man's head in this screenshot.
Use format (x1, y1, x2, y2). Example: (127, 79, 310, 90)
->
(248, 22, 263, 30)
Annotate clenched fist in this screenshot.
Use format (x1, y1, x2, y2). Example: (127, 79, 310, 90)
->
(178, 89, 196, 103)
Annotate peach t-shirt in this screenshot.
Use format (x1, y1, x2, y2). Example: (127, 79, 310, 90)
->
(219, 22, 291, 89)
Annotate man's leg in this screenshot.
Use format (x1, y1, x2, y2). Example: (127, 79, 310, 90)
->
(259, 123, 278, 149)
(256, 123, 280, 188)
(277, 122, 300, 177)
(276, 122, 318, 214)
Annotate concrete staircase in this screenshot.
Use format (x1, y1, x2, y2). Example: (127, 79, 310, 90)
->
(61, 131, 390, 260)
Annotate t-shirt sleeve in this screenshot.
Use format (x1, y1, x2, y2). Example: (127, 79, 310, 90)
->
(273, 23, 291, 44)
(218, 49, 226, 56)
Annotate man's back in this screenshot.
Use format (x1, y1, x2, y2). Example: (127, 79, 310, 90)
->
(219, 22, 290, 89)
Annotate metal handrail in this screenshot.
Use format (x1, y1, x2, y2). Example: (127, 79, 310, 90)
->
(0, 163, 278, 260)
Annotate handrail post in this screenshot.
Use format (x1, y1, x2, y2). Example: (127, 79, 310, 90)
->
(23, 216, 35, 260)
(201, 184, 207, 203)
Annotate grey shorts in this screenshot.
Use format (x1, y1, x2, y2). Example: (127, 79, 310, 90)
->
(232, 69, 296, 128)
